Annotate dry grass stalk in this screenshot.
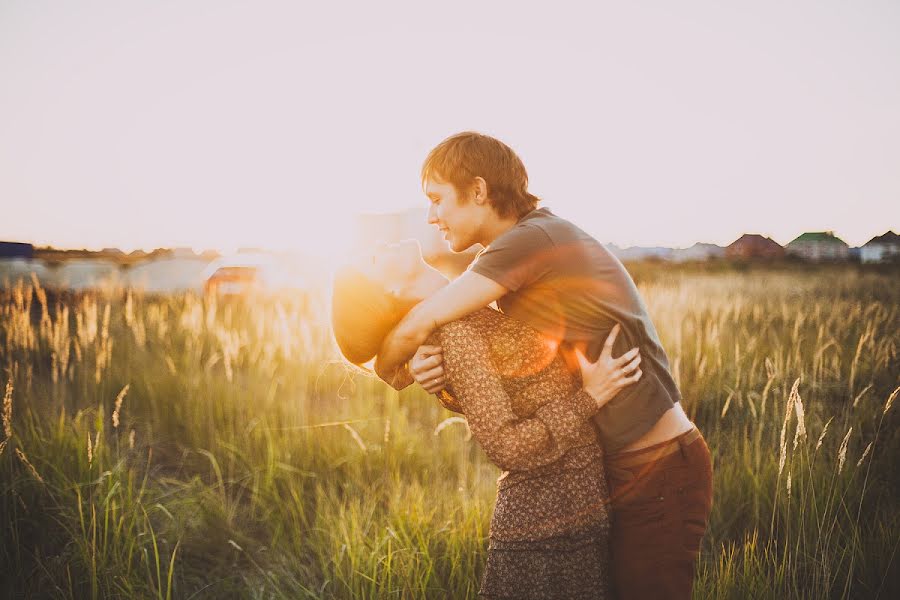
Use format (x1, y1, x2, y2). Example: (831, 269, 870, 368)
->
(343, 424, 367, 453)
(434, 416, 468, 437)
(112, 384, 130, 429)
(15, 448, 44, 484)
(778, 379, 798, 477)
(837, 427, 852, 474)
(885, 386, 899, 416)
(815, 417, 833, 452)
(856, 442, 873, 468)
(791, 380, 806, 449)
(2, 380, 12, 439)
(125, 290, 134, 326)
(852, 383, 873, 408)
(786, 468, 792, 498)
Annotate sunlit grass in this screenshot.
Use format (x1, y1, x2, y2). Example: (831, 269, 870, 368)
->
(1, 265, 898, 598)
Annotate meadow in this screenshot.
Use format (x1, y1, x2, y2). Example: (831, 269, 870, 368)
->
(1, 263, 898, 599)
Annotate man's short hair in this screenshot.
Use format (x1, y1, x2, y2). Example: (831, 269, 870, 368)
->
(421, 132, 540, 220)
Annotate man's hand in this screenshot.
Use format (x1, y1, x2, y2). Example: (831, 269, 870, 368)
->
(410, 344, 447, 394)
(575, 324, 642, 409)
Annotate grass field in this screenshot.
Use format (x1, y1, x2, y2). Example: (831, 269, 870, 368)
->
(1, 264, 898, 599)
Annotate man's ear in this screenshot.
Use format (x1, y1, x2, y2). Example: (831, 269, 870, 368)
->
(471, 177, 488, 205)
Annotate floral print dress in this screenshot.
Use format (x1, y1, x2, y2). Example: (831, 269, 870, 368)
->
(434, 308, 610, 600)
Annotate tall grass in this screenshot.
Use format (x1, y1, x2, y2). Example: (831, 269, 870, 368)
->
(1, 265, 897, 598)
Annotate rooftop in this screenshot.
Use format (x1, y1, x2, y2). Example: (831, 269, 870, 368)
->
(788, 231, 848, 245)
(863, 230, 899, 246)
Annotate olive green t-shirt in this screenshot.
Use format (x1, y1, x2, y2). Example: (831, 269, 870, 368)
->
(470, 207, 680, 452)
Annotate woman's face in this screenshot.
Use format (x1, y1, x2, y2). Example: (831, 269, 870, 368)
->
(361, 239, 424, 295)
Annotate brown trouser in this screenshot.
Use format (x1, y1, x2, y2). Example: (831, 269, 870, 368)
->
(606, 427, 713, 600)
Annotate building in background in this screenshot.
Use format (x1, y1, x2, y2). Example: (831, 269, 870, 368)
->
(785, 231, 850, 261)
(606, 244, 674, 262)
(0, 241, 34, 259)
(860, 231, 900, 263)
(670, 243, 726, 263)
(725, 234, 785, 260)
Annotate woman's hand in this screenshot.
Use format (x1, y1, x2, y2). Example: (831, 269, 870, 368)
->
(410, 344, 447, 394)
(575, 324, 642, 410)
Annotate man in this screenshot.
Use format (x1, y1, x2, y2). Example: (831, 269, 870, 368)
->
(375, 131, 713, 599)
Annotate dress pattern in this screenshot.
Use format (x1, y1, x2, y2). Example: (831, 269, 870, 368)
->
(435, 308, 610, 599)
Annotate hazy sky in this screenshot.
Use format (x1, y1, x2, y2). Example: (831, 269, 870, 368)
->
(2, 0, 898, 255)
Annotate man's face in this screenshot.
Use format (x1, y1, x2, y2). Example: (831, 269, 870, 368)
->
(424, 175, 483, 252)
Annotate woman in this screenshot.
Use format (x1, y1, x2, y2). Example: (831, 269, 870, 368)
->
(331, 240, 642, 599)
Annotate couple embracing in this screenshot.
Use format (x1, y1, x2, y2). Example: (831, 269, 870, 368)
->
(332, 132, 713, 599)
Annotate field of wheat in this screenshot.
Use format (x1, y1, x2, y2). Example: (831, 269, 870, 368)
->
(1, 264, 898, 599)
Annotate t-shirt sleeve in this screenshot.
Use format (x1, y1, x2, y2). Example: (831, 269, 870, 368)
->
(471, 224, 555, 292)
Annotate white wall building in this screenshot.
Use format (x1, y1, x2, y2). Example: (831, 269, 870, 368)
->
(860, 231, 900, 263)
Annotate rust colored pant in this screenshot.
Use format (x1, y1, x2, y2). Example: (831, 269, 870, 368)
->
(606, 428, 713, 600)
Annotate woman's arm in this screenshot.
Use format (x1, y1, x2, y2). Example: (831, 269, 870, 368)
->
(374, 272, 508, 389)
(440, 318, 625, 472)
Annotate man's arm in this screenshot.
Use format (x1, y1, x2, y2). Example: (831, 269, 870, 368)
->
(374, 271, 508, 389)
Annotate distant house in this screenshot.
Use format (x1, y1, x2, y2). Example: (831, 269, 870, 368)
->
(785, 231, 849, 262)
(606, 245, 673, 262)
(0, 241, 34, 259)
(861, 231, 900, 264)
(725, 234, 784, 260)
(671, 243, 725, 263)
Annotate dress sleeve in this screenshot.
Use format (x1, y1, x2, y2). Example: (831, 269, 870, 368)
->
(436, 389, 464, 414)
(440, 319, 599, 472)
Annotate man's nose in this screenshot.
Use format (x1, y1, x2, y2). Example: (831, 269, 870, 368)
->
(427, 203, 438, 224)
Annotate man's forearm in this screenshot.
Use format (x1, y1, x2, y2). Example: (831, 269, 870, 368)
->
(374, 271, 508, 391)
(374, 309, 434, 388)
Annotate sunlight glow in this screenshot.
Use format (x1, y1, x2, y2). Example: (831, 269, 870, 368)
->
(1, 2, 898, 252)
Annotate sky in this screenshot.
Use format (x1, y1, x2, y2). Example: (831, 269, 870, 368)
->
(2, 0, 898, 256)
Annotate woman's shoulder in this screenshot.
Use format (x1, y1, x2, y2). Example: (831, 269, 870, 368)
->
(438, 308, 545, 341)
(439, 308, 500, 334)
(438, 310, 559, 376)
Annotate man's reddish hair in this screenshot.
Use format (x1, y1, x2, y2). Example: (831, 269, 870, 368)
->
(421, 132, 540, 220)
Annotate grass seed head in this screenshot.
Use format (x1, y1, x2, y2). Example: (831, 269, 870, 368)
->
(815, 417, 833, 452)
(15, 448, 44, 484)
(837, 427, 852, 474)
(791, 380, 806, 449)
(856, 442, 873, 468)
(885, 386, 899, 416)
(2, 380, 12, 439)
(112, 384, 130, 429)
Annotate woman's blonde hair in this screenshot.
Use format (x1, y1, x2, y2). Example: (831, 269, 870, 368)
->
(331, 265, 408, 365)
